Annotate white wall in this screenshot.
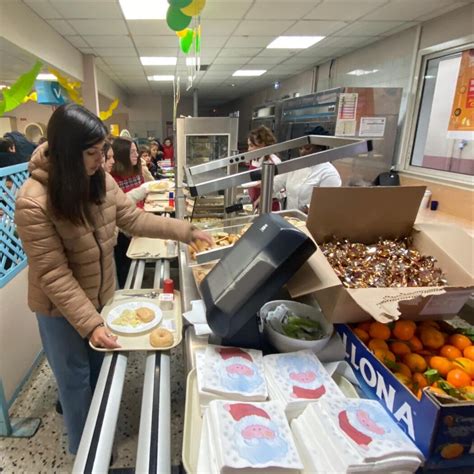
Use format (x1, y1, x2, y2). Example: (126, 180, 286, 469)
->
(7, 102, 54, 135)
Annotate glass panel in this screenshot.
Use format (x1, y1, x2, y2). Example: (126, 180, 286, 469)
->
(411, 48, 474, 176)
(186, 135, 229, 167)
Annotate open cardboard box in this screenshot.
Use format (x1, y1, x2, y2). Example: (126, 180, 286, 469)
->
(288, 187, 474, 323)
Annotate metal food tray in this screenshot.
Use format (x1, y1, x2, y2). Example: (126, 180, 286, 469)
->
(126, 237, 178, 260)
(190, 262, 217, 294)
(90, 289, 182, 352)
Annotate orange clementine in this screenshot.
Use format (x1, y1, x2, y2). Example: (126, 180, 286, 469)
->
(408, 336, 423, 352)
(353, 328, 370, 343)
(393, 320, 416, 341)
(395, 362, 412, 378)
(368, 339, 389, 352)
(446, 369, 472, 388)
(452, 358, 474, 377)
(394, 372, 412, 389)
(440, 443, 464, 460)
(448, 334, 472, 352)
(461, 385, 474, 396)
(374, 349, 396, 364)
(357, 321, 372, 333)
(403, 353, 427, 373)
(369, 322, 391, 341)
(440, 345, 463, 360)
(419, 320, 440, 330)
(420, 327, 445, 350)
(413, 372, 428, 389)
(429, 356, 453, 377)
(390, 341, 411, 358)
(463, 345, 474, 361)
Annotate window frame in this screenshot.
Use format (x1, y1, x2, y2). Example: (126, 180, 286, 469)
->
(400, 37, 474, 187)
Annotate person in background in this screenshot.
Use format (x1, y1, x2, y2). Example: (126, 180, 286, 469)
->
(162, 137, 174, 165)
(15, 103, 212, 455)
(4, 131, 36, 162)
(0, 137, 26, 168)
(150, 140, 164, 166)
(246, 126, 281, 212)
(37, 136, 48, 146)
(102, 140, 115, 174)
(273, 134, 341, 213)
(140, 145, 159, 179)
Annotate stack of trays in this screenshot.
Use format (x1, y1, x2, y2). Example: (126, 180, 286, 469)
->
(292, 398, 424, 473)
(198, 400, 303, 474)
(264, 350, 344, 420)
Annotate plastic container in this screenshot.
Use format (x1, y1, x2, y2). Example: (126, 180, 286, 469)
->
(259, 300, 333, 353)
(419, 189, 432, 212)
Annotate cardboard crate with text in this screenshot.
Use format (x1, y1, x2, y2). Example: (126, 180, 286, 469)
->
(288, 187, 474, 324)
(336, 323, 474, 469)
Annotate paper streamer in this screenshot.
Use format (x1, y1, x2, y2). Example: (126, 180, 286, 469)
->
(99, 98, 119, 121)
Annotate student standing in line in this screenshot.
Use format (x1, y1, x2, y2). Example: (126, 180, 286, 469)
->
(15, 104, 212, 455)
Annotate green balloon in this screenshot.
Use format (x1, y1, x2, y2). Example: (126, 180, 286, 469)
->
(180, 29, 194, 54)
(168, 0, 192, 7)
(194, 29, 201, 53)
(166, 6, 192, 31)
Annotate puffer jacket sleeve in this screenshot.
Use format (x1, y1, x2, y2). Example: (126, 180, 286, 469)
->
(111, 177, 193, 243)
(15, 197, 104, 338)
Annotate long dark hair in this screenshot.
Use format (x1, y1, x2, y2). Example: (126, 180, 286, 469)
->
(47, 104, 107, 226)
(111, 137, 141, 178)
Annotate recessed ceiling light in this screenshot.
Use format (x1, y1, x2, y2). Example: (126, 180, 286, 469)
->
(119, 0, 168, 20)
(141, 57, 177, 66)
(36, 73, 57, 81)
(267, 36, 325, 49)
(147, 75, 175, 81)
(347, 69, 379, 76)
(232, 70, 266, 77)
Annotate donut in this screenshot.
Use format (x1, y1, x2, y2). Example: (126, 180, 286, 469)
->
(136, 307, 155, 323)
(150, 327, 174, 348)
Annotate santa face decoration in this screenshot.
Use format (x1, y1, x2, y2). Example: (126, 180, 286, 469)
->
(282, 354, 326, 400)
(338, 407, 388, 448)
(225, 403, 289, 465)
(216, 348, 265, 394)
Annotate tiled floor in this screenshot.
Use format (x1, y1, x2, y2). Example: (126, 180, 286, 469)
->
(0, 345, 186, 473)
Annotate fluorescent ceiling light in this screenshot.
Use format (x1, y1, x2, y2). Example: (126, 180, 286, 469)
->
(148, 75, 175, 81)
(232, 70, 266, 77)
(186, 57, 201, 67)
(0, 84, 9, 90)
(347, 69, 379, 76)
(36, 73, 57, 81)
(267, 36, 325, 49)
(119, 0, 167, 20)
(141, 57, 177, 66)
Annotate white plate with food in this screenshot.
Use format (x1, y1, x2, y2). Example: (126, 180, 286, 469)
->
(148, 180, 174, 193)
(106, 301, 162, 334)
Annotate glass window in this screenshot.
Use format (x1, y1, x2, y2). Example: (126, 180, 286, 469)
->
(410, 48, 473, 176)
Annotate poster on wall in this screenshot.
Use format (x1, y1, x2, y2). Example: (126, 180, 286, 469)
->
(359, 117, 386, 137)
(335, 93, 358, 136)
(34, 80, 68, 105)
(447, 49, 474, 139)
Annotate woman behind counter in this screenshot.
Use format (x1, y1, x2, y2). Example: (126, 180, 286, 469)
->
(15, 104, 211, 455)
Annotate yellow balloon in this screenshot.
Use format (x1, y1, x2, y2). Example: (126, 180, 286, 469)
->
(176, 29, 188, 39)
(181, 0, 206, 16)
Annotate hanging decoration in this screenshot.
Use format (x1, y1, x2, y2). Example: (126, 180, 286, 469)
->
(168, 0, 192, 7)
(166, 6, 192, 31)
(99, 98, 119, 121)
(179, 28, 195, 53)
(22, 91, 38, 104)
(180, 0, 206, 16)
(48, 67, 83, 105)
(0, 61, 42, 116)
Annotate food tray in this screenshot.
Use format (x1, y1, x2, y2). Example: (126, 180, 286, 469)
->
(148, 179, 175, 193)
(90, 290, 182, 352)
(144, 200, 175, 213)
(126, 236, 178, 259)
(190, 262, 217, 291)
(182, 367, 359, 474)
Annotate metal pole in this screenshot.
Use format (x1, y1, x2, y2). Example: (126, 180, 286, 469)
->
(259, 161, 275, 215)
(224, 161, 238, 216)
(193, 88, 198, 117)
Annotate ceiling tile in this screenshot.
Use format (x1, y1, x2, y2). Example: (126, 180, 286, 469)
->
(305, 1, 385, 21)
(93, 47, 137, 57)
(65, 35, 89, 48)
(24, 0, 62, 19)
(363, 0, 456, 21)
(415, 1, 470, 21)
(136, 47, 178, 56)
(86, 36, 134, 47)
(245, 1, 316, 20)
(49, 1, 123, 19)
(257, 49, 295, 57)
(68, 19, 128, 35)
(226, 36, 274, 47)
(323, 36, 375, 48)
(233, 20, 295, 36)
(284, 20, 347, 35)
(213, 56, 252, 65)
(110, 64, 145, 73)
(132, 36, 178, 47)
(282, 57, 314, 66)
(127, 20, 174, 36)
(336, 20, 406, 36)
(79, 48, 95, 54)
(104, 56, 141, 66)
(200, 20, 240, 36)
(202, 1, 253, 19)
(143, 66, 176, 74)
(247, 56, 285, 65)
(208, 64, 240, 72)
(380, 21, 418, 36)
(200, 36, 229, 48)
(46, 19, 77, 35)
(220, 47, 263, 57)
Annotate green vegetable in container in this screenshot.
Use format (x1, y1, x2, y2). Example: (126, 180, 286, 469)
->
(281, 313, 323, 341)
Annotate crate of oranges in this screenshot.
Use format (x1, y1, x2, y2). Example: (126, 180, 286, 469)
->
(337, 320, 474, 470)
(351, 319, 474, 402)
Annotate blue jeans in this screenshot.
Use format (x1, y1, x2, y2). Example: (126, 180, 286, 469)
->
(36, 314, 104, 454)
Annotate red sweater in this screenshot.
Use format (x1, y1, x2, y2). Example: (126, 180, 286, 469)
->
(111, 173, 145, 208)
(162, 144, 174, 161)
